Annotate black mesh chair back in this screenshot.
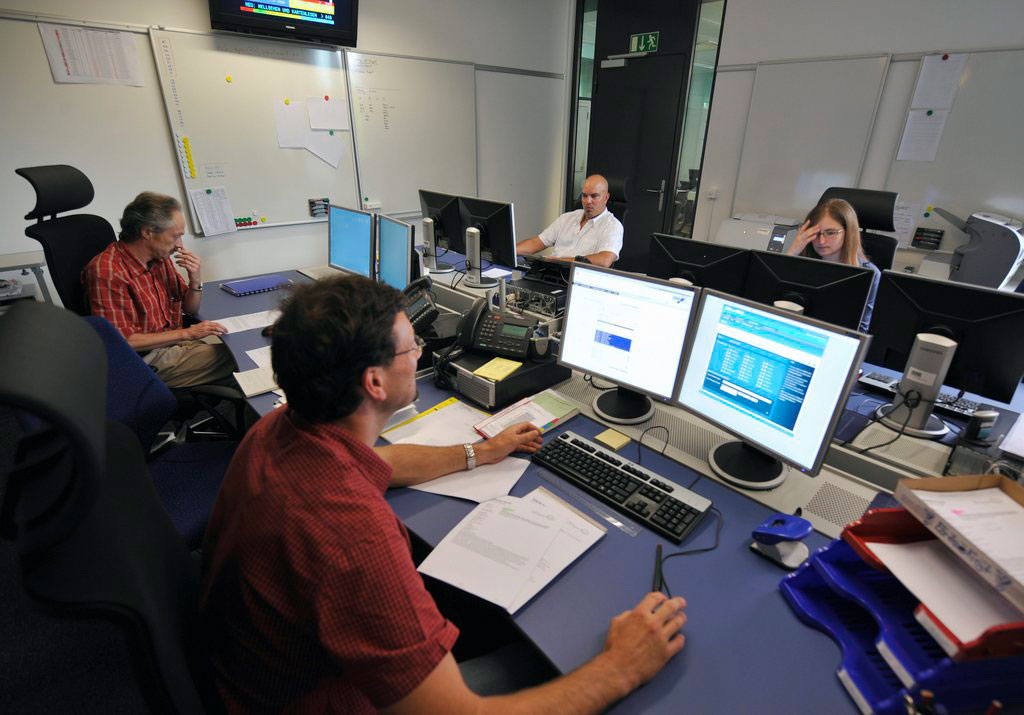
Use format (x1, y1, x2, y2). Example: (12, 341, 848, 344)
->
(819, 186, 900, 271)
(15, 165, 116, 315)
(0, 301, 221, 714)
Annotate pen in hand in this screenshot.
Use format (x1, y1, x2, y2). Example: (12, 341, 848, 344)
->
(653, 544, 663, 593)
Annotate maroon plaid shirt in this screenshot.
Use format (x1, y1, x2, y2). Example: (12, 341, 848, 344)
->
(82, 241, 187, 338)
(201, 408, 458, 713)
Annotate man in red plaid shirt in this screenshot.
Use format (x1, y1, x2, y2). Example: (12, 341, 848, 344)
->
(200, 275, 689, 713)
(82, 192, 235, 387)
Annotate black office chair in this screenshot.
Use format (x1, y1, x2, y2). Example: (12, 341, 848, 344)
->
(15, 164, 116, 315)
(605, 176, 629, 268)
(819, 187, 900, 271)
(0, 301, 222, 714)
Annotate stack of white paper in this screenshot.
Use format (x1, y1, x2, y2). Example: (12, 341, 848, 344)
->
(418, 487, 605, 613)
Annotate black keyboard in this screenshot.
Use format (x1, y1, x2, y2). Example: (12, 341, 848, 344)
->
(532, 431, 712, 544)
(858, 372, 980, 418)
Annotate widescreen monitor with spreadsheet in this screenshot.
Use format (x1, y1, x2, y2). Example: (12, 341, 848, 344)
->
(675, 290, 868, 489)
(558, 264, 699, 425)
(377, 215, 414, 290)
(328, 205, 374, 278)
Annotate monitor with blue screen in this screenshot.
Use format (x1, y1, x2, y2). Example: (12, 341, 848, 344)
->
(377, 215, 414, 290)
(328, 205, 374, 278)
(675, 290, 868, 490)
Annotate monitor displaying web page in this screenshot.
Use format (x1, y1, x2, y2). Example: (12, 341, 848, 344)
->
(559, 265, 698, 401)
(328, 205, 374, 278)
(676, 291, 867, 474)
(377, 215, 413, 290)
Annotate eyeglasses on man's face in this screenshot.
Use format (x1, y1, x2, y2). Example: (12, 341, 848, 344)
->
(394, 334, 425, 358)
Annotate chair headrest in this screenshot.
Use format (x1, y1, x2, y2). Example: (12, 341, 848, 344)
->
(818, 186, 898, 232)
(15, 165, 95, 221)
(606, 176, 629, 204)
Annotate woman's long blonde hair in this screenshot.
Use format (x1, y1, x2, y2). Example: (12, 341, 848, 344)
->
(800, 198, 867, 265)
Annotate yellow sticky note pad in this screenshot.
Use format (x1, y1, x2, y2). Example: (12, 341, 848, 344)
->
(473, 357, 523, 382)
(595, 428, 631, 452)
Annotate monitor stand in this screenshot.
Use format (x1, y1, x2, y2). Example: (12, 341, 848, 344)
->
(874, 332, 955, 440)
(464, 226, 498, 289)
(592, 386, 654, 425)
(421, 217, 454, 274)
(708, 441, 786, 490)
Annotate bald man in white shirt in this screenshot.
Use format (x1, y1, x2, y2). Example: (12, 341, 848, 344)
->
(516, 175, 622, 268)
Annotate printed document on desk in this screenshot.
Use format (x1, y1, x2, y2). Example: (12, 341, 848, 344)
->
(409, 457, 530, 503)
(217, 309, 281, 334)
(381, 397, 485, 447)
(418, 487, 605, 613)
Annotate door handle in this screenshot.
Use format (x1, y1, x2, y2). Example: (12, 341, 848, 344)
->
(645, 179, 666, 212)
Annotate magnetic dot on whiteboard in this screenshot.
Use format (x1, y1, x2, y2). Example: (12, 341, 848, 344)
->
(284, 98, 290, 105)
(261, 217, 267, 223)
(226, 76, 232, 83)
(329, 130, 334, 136)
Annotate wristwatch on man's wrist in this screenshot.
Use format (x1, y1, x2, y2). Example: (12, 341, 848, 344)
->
(463, 443, 477, 471)
(574, 255, 592, 264)
(189, 282, 204, 292)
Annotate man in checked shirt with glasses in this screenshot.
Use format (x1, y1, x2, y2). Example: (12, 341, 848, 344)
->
(82, 191, 235, 388)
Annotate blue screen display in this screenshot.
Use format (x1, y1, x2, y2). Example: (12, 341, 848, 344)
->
(328, 206, 373, 277)
(378, 217, 412, 290)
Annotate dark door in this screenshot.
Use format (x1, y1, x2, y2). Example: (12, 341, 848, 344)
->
(586, 1, 698, 273)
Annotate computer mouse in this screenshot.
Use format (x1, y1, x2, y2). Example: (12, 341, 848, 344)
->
(261, 325, 273, 337)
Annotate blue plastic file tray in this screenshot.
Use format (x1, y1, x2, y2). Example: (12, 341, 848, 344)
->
(780, 557, 908, 715)
(783, 540, 1024, 714)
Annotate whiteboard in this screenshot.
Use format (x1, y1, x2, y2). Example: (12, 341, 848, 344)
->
(886, 49, 1024, 246)
(733, 56, 889, 219)
(149, 29, 359, 234)
(347, 52, 476, 214)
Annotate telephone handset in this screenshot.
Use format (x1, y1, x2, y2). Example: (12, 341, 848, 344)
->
(456, 298, 538, 360)
(402, 276, 439, 335)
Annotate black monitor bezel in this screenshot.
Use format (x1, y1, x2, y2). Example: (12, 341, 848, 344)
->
(457, 196, 518, 270)
(743, 249, 875, 331)
(327, 204, 375, 278)
(866, 270, 1024, 403)
(418, 189, 465, 255)
(557, 263, 700, 404)
(675, 289, 870, 476)
(377, 214, 415, 290)
(648, 233, 751, 293)
(209, 0, 359, 47)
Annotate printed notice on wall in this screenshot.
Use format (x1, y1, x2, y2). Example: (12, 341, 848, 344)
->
(38, 23, 143, 86)
(911, 54, 967, 110)
(896, 109, 949, 162)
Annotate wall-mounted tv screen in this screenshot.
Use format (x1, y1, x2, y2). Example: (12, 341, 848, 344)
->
(209, 1, 358, 47)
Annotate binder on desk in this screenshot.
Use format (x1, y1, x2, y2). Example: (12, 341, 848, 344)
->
(220, 274, 292, 297)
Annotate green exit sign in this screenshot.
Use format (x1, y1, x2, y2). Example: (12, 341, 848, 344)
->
(629, 31, 659, 53)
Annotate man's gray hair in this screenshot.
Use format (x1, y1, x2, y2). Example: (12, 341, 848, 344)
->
(119, 192, 182, 242)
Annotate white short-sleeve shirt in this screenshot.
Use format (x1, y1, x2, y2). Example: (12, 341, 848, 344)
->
(537, 209, 623, 259)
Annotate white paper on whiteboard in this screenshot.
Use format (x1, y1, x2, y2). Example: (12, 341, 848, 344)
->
(896, 110, 949, 162)
(273, 101, 307, 148)
(307, 96, 350, 130)
(38, 23, 144, 86)
(911, 54, 967, 110)
(305, 129, 346, 168)
(875, 202, 921, 247)
(188, 186, 236, 237)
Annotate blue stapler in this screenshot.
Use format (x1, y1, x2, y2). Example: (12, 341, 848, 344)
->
(750, 512, 813, 569)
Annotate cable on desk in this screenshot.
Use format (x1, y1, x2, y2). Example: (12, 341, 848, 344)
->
(839, 390, 908, 449)
(659, 506, 723, 599)
(636, 425, 670, 467)
(856, 389, 920, 455)
(583, 374, 617, 392)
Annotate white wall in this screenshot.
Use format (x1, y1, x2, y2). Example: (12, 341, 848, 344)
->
(695, 0, 1024, 246)
(0, 0, 571, 288)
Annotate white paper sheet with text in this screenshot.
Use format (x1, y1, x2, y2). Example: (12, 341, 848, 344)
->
(381, 399, 485, 447)
(38, 23, 143, 86)
(409, 458, 529, 503)
(245, 345, 272, 369)
(216, 309, 281, 334)
(188, 186, 236, 237)
(233, 365, 277, 397)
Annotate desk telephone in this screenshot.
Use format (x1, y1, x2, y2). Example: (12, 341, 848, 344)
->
(456, 298, 542, 360)
(402, 277, 440, 335)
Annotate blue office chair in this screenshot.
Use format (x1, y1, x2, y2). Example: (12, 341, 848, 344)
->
(15, 164, 116, 315)
(85, 315, 237, 550)
(0, 301, 222, 713)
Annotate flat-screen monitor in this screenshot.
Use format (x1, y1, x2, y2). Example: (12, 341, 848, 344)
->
(676, 291, 868, 490)
(742, 250, 875, 331)
(867, 271, 1024, 403)
(559, 264, 699, 424)
(458, 197, 517, 269)
(418, 190, 465, 254)
(208, 0, 359, 47)
(377, 215, 415, 290)
(648, 233, 750, 294)
(328, 205, 374, 278)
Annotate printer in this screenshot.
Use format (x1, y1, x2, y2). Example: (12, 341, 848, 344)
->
(936, 208, 1024, 289)
(714, 213, 800, 251)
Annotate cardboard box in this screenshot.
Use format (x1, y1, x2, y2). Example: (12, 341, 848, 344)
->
(895, 475, 1024, 614)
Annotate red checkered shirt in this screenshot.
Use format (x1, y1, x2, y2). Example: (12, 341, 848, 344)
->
(81, 240, 187, 338)
(201, 408, 459, 713)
